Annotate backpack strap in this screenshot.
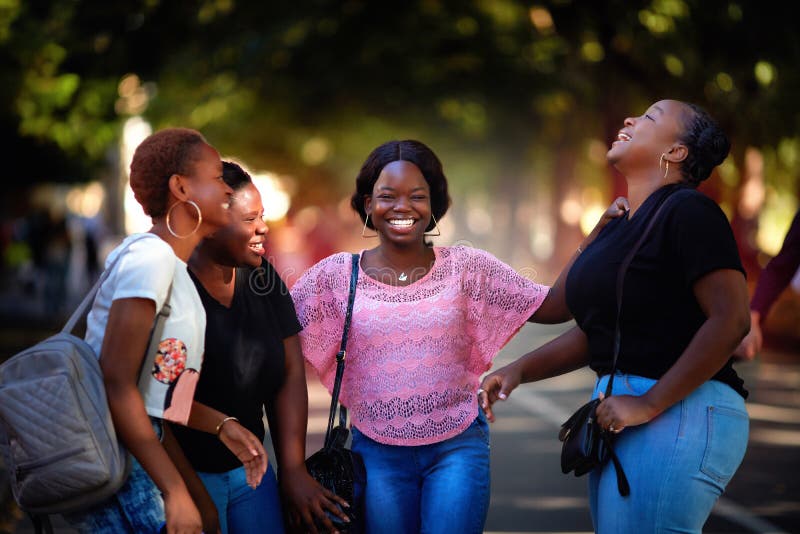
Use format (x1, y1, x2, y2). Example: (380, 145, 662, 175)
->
(62, 234, 159, 334)
(137, 281, 174, 383)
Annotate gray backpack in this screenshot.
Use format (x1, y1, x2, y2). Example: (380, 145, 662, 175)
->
(0, 235, 172, 515)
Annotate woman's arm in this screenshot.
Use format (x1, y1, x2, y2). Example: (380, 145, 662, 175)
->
(100, 298, 202, 534)
(531, 197, 629, 323)
(735, 209, 800, 360)
(162, 424, 221, 534)
(479, 326, 591, 421)
(595, 269, 749, 431)
(186, 402, 267, 489)
(268, 335, 350, 531)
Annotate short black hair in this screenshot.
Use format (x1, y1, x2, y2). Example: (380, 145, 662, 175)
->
(678, 103, 731, 186)
(350, 140, 451, 231)
(222, 161, 253, 192)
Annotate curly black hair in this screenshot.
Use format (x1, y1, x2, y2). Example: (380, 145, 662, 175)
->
(350, 140, 451, 231)
(129, 128, 207, 217)
(677, 103, 731, 186)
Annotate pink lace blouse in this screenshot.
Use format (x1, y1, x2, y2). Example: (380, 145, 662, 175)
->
(291, 246, 549, 446)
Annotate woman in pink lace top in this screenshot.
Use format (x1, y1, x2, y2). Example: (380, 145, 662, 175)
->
(291, 140, 623, 534)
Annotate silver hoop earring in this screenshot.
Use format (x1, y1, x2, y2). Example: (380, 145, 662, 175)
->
(361, 214, 378, 238)
(166, 200, 203, 239)
(424, 214, 442, 237)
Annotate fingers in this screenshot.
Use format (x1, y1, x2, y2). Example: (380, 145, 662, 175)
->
(221, 424, 268, 488)
(479, 374, 514, 423)
(300, 506, 320, 534)
(322, 486, 350, 509)
(595, 396, 625, 434)
(243, 456, 266, 488)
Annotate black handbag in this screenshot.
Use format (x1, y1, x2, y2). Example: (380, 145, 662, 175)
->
(305, 253, 366, 531)
(559, 192, 679, 497)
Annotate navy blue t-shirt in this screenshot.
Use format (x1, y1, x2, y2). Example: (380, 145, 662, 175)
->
(566, 183, 747, 398)
(172, 258, 302, 472)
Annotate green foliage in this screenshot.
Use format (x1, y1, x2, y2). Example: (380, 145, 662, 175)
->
(0, 0, 797, 196)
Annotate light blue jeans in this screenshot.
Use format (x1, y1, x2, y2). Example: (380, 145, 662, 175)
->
(351, 410, 491, 534)
(589, 373, 749, 533)
(198, 463, 284, 534)
(62, 419, 165, 533)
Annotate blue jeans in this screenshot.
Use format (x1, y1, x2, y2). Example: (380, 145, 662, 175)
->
(589, 373, 749, 533)
(351, 411, 491, 534)
(198, 463, 284, 534)
(62, 419, 165, 533)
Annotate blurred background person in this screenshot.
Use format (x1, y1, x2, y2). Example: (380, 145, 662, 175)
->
(736, 208, 800, 360)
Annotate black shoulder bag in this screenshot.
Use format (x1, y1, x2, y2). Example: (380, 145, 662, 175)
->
(305, 253, 366, 531)
(558, 192, 678, 497)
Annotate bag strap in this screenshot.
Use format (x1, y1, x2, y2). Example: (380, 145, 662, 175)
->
(60, 232, 176, 386)
(604, 190, 680, 398)
(137, 281, 174, 382)
(323, 253, 360, 449)
(601, 432, 631, 496)
(599, 189, 682, 497)
(61, 235, 141, 334)
(30, 513, 53, 534)
(61, 234, 170, 334)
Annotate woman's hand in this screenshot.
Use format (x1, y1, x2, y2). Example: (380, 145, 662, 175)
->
(478, 363, 523, 423)
(198, 503, 221, 534)
(218, 420, 268, 489)
(599, 197, 630, 227)
(163, 489, 203, 534)
(280, 465, 351, 533)
(734, 311, 762, 361)
(594, 393, 659, 434)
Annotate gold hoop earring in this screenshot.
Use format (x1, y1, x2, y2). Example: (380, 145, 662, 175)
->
(166, 200, 203, 239)
(659, 153, 669, 181)
(361, 214, 378, 238)
(424, 214, 442, 237)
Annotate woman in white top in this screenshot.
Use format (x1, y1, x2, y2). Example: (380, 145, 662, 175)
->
(64, 128, 267, 534)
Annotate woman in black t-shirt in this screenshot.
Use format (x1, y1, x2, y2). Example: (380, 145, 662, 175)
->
(169, 162, 349, 533)
(479, 100, 750, 533)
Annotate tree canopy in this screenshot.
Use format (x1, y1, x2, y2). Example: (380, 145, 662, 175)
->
(2, 0, 798, 264)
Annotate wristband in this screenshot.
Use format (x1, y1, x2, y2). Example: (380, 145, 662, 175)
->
(215, 416, 239, 436)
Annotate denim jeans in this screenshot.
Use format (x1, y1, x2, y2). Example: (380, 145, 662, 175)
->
(589, 373, 749, 533)
(351, 410, 491, 534)
(62, 419, 165, 533)
(198, 463, 284, 534)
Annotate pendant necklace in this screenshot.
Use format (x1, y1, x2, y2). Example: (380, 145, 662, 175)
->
(378, 248, 428, 284)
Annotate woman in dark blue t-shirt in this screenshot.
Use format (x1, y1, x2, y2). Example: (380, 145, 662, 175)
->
(480, 100, 750, 533)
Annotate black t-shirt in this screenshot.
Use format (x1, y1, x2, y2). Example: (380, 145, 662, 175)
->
(566, 184, 747, 398)
(172, 258, 302, 472)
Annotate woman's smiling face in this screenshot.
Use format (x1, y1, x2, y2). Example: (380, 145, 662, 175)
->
(607, 99, 686, 173)
(208, 182, 268, 268)
(365, 160, 432, 246)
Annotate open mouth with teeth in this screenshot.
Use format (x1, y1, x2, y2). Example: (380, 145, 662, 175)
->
(387, 218, 416, 229)
(248, 242, 265, 256)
